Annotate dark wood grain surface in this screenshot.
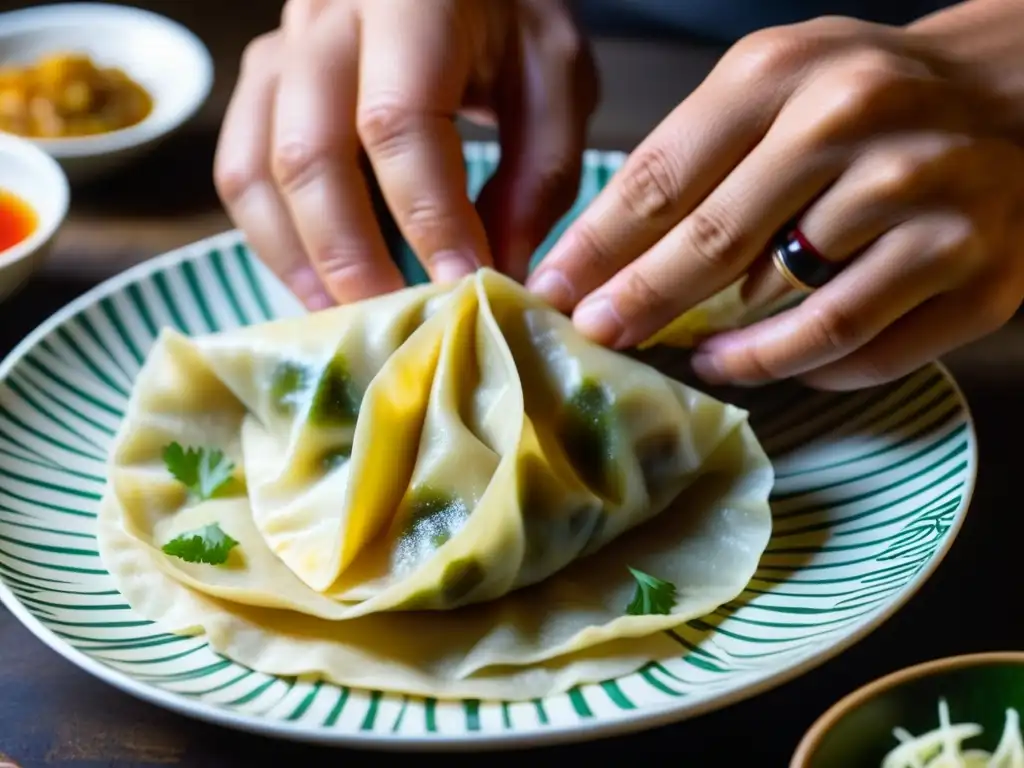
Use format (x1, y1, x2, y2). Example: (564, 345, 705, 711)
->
(1, 2, 1023, 765)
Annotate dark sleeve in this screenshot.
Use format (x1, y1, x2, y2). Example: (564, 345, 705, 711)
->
(573, 0, 959, 44)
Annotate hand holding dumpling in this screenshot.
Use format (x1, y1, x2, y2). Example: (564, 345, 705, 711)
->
(528, 15, 1024, 390)
(213, 0, 597, 308)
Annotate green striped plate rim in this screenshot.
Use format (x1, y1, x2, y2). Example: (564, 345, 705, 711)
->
(0, 142, 976, 750)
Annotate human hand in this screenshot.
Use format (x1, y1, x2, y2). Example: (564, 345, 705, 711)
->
(214, 0, 597, 309)
(528, 16, 1024, 390)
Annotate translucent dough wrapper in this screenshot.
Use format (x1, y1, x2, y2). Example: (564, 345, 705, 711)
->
(99, 269, 773, 699)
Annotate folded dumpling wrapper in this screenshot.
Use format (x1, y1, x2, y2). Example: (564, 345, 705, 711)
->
(98, 268, 774, 700)
(640, 277, 799, 349)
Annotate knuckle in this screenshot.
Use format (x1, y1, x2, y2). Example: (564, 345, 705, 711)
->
(842, 48, 910, 80)
(400, 198, 461, 246)
(678, 205, 746, 270)
(547, 18, 585, 62)
(725, 343, 780, 383)
(622, 269, 672, 316)
(617, 146, 681, 221)
(356, 100, 417, 156)
(728, 28, 816, 82)
(525, 0, 585, 57)
(897, 213, 986, 282)
(849, 53, 942, 133)
(827, 69, 898, 121)
(240, 32, 279, 75)
(816, 53, 924, 135)
(270, 138, 329, 193)
(280, 0, 320, 29)
(867, 152, 927, 203)
(213, 159, 263, 206)
(932, 216, 983, 266)
(312, 244, 370, 284)
(566, 219, 620, 274)
(807, 302, 864, 357)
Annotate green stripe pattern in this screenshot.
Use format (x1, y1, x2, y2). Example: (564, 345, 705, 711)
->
(0, 142, 975, 746)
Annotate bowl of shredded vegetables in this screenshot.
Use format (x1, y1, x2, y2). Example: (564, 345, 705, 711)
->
(791, 653, 1024, 767)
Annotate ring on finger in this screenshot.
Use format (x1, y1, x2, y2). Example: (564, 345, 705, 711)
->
(770, 224, 848, 294)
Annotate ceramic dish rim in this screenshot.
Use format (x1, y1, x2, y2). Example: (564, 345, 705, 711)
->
(0, 229, 980, 751)
(0, 1, 215, 158)
(789, 651, 1024, 766)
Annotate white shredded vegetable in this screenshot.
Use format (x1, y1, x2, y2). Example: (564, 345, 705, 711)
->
(881, 699, 1024, 768)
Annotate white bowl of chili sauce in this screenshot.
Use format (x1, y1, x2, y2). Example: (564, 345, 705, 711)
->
(0, 132, 69, 300)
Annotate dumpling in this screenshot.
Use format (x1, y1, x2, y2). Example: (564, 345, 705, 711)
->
(640, 277, 798, 349)
(98, 267, 773, 700)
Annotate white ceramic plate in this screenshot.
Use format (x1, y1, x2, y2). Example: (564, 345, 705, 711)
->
(0, 144, 976, 750)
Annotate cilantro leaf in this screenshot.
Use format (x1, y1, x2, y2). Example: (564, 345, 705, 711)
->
(161, 523, 239, 565)
(162, 442, 236, 501)
(625, 567, 677, 616)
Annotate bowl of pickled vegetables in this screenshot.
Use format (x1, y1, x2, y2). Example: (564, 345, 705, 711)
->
(0, 3, 213, 182)
(792, 653, 1024, 767)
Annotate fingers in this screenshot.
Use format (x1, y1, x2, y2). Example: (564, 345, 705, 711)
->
(565, 112, 845, 349)
(357, 0, 491, 285)
(475, 5, 597, 283)
(802, 133, 975, 254)
(741, 132, 971, 310)
(690, 212, 982, 385)
(526, 51, 797, 313)
(271, 2, 405, 304)
(799, 280, 1020, 390)
(524, 23, 835, 312)
(214, 32, 337, 310)
(528, 38, 973, 335)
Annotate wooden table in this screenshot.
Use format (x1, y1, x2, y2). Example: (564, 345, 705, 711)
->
(2, 5, 1024, 764)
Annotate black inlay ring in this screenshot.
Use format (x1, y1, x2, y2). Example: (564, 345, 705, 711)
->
(770, 227, 843, 293)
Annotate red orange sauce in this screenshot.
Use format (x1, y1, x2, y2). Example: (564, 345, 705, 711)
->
(0, 189, 36, 253)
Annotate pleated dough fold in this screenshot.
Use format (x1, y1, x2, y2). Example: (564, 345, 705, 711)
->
(98, 268, 773, 700)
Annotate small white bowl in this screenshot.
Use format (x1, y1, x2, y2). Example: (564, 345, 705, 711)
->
(0, 2, 214, 183)
(0, 133, 70, 301)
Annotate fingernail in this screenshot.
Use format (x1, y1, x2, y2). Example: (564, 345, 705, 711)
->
(289, 266, 335, 311)
(528, 269, 575, 311)
(431, 249, 480, 284)
(691, 352, 727, 384)
(694, 336, 728, 356)
(573, 297, 624, 347)
(306, 290, 334, 311)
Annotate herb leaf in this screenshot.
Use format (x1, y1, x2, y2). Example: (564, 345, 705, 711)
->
(161, 523, 239, 565)
(625, 567, 677, 616)
(162, 442, 236, 501)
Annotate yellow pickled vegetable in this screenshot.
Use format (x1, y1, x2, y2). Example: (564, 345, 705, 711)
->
(0, 52, 152, 139)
